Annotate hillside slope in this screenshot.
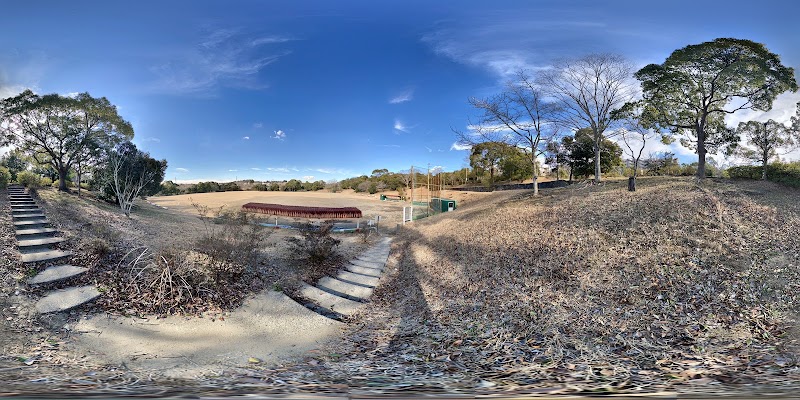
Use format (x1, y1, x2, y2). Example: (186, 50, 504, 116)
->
(335, 177, 800, 390)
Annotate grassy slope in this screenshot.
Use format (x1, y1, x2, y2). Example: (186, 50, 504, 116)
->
(338, 177, 800, 389)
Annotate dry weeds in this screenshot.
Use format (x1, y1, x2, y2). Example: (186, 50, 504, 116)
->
(314, 177, 800, 393)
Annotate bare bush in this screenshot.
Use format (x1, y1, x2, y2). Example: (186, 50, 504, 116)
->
(192, 201, 270, 283)
(286, 222, 341, 266)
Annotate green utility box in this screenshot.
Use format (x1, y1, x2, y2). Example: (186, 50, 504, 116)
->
(431, 198, 457, 213)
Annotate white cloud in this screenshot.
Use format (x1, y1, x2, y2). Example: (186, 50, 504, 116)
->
(242, 136, 250, 140)
(450, 142, 472, 151)
(175, 167, 190, 173)
(425, 146, 432, 153)
(267, 167, 291, 173)
(389, 88, 414, 104)
(302, 175, 315, 181)
(140, 137, 161, 143)
(149, 28, 291, 95)
(253, 122, 263, 129)
(251, 36, 295, 46)
(378, 144, 401, 148)
(393, 119, 409, 133)
(228, 169, 238, 172)
(272, 129, 286, 140)
(724, 91, 800, 127)
(251, 167, 261, 171)
(313, 168, 350, 174)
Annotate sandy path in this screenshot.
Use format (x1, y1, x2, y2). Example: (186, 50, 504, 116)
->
(71, 290, 343, 378)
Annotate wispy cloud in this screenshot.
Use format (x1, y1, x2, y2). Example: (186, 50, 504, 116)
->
(313, 168, 350, 175)
(378, 144, 401, 148)
(175, 167, 190, 173)
(267, 167, 299, 173)
(253, 122, 263, 129)
(251, 167, 261, 171)
(425, 146, 432, 152)
(242, 136, 250, 140)
(251, 36, 295, 46)
(228, 169, 238, 172)
(393, 119, 409, 133)
(149, 28, 291, 95)
(421, 18, 612, 79)
(389, 88, 414, 104)
(272, 129, 286, 140)
(450, 142, 471, 151)
(302, 175, 315, 181)
(140, 137, 161, 143)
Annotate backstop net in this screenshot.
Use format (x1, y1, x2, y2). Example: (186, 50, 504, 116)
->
(405, 165, 444, 221)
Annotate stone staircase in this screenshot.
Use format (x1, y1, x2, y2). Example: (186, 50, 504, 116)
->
(7, 185, 100, 314)
(298, 236, 391, 320)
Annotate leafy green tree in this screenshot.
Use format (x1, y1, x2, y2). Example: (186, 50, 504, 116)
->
(0, 166, 10, 188)
(565, 128, 622, 178)
(469, 142, 507, 185)
(269, 182, 281, 191)
(0, 149, 29, 181)
(16, 170, 42, 188)
(220, 182, 241, 191)
(160, 180, 182, 195)
(736, 119, 798, 180)
(0, 90, 133, 191)
(634, 38, 797, 179)
(283, 179, 302, 191)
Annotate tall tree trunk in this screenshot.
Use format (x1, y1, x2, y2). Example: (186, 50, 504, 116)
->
(696, 124, 707, 180)
(594, 141, 601, 184)
(762, 156, 768, 180)
(58, 166, 69, 191)
(629, 160, 639, 192)
(569, 163, 574, 182)
(532, 162, 539, 196)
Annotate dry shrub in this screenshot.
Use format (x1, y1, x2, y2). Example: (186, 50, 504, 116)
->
(116, 247, 213, 314)
(286, 222, 341, 266)
(192, 201, 269, 282)
(82, 237, 110, 257)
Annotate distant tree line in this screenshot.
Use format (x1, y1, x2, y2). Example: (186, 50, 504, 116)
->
(157, 178, 329, 196)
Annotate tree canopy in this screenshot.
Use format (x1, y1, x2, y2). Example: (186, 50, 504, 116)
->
(0, 90, 133, 190)
(564, 128, 622, 178)
(634, 38, 797, 178)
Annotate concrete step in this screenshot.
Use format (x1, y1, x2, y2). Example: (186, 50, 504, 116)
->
(317, 276, 373, 301)
(27, 265, 88, 285)
(300, 283, 363, 317)
(10, 202, 37, 207)
(18, 236, 66, 248)
(35, 285, 101, 314)
(346, 264, 382, 277)
(20, 249, 72, 264)
(12, 213, 46, 220)
(9, 195, 33, 199)
(336, 270, 380, 287)
(13, 219, 49, 227)
(11, 208, 41, 213)
(351, 258, 385, 269)
(15, 227, 59, 237)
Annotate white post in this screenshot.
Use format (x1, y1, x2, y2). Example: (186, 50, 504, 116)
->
(357, 220, 360, 230)
(275, 217, 278, 227)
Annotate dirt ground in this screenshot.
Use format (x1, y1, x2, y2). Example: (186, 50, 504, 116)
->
(148, 189, 492, 228)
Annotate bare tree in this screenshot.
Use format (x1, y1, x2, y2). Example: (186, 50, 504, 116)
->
(539, 54, 635, 183)
(612, 101, 661, 191)
(111, 148, 156, 218)
(457, 71, 559, 195)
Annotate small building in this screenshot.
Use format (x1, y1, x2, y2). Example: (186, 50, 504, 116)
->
(430, 197, 457, 213)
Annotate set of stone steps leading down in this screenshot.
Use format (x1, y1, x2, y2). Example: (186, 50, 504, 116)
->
(7, 185, 100, 314)
(299, 236, 392, 320)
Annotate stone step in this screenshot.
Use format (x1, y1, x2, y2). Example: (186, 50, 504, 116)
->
(351, 258, 385, 269)
(10, 202, 37, 207)
(27, 265, 88, 285)
(317, 276, 373, 301)
(9, 195, 32, 199)
(12, 213, 46, 220)
(13, 219, 49, 227)
(18, 236, 66, 248)
(300, 283, 363, 317)
(345, 264, 383, 277)
(336, 270, 380, 287)
(35, 285, 101, 314)
(15, 227, 59, 237)
(11, 208, 41, 213)
(20, 249, 72, 264)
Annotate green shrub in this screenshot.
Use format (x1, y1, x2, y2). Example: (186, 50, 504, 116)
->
(0, 166, 10, 189)
(252, 183, 268, 191)
(41, 177, 53, 187)
(16, 171, 42, 188)
(728, 162, 800, 187)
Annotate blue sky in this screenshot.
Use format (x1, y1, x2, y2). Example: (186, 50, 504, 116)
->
(2, 0, 799, 182)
